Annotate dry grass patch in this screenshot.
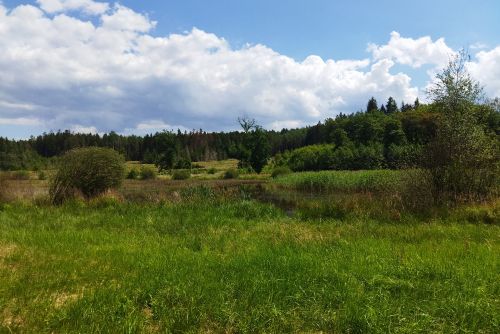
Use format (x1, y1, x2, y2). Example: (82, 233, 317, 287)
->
(52, 291, 83, 309)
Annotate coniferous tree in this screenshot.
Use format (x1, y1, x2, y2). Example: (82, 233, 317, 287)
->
(414, 98, 420, 109)
(385, 97, 399, 114)
(366, 97, 379, 113)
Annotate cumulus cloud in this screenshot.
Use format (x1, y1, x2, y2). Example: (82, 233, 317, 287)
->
(0, 2, 497, 136)
(468, 47, 500, 97)
(36, 0, 109, 15)
(368, 31, 455, 68)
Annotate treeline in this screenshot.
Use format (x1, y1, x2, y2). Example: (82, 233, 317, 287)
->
(1, 97, 498, 171)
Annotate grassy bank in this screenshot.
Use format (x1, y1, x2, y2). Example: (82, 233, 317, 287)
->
(1, 198, 499, 333)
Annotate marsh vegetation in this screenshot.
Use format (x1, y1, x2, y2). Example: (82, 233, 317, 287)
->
(0, 52, 498, 333)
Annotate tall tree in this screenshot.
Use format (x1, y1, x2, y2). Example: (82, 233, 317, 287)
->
(249, 126, 270, 173)
(366, 97, 379, 113)
(424, 50, 498, 200)
(385, 97, 399, 114)
(414, 98, 420, 109)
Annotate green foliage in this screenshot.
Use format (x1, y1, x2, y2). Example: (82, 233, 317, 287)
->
(237, 120, 270, 174)
(174, 157, 192, 170)
(287, 144, 335, 171)
(366, 96, 379, 113)
(284, 143, 385, 172)
(126, 168, 139, 179)
(139, 166, 157, 180)
(424, 51, 499, 201)
(385, 144, 423, 169)
(37, 170, 47, 180)
(171, 169, 191, 180)
(223, 168, 239, 179)
(274, 169, 403, 192)
(271, 166, 292, 178)
(207, 167, 217, 175)
(49, 147, 125, 204)
(248, 126, 270, 173)
(385, 96, 399, 114)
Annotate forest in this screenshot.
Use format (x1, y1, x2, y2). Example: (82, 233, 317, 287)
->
(2, 96, 498, 172)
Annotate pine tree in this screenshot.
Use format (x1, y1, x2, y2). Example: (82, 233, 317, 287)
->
(414, 97, 420, 109)
(366, 97, 378, 113)
(385, 97, 399, 114)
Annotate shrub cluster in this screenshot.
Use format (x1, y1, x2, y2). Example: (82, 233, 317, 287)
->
(223, 169, 239, 179)
(50, 147, 125, 204)
(171, 170, 191, 180)
(271, 166, 292, 178)
(139, 166, 157, 180)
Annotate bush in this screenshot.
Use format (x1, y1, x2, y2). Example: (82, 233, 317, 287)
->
(37, 170, 47, 180)
(207, 167, 217, 175)
(223, 169, 239, 179)
(171, 170, 191, 180)
(174, 157, 192, 170)
(126, 168, 139, 179)
(139, 166, 157, 180)
(287, 144, 335, 172)
(50, 147, 125, 204)
(271, 166, 292, 178)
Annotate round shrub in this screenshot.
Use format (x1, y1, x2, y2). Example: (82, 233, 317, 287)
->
(139, 166, 157, 180)
(171, 170, 191, 180)
(50, 147, 125, 204)
(271, 166, 292, 178)
(126, 168, 139, 179)
(207, 167, 217, 175)
(223, 169, 239, 179)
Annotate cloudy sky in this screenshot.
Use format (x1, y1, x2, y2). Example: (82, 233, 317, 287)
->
(0, 0, 499, 138)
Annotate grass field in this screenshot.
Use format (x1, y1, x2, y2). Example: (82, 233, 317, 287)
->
(1, 194, 499, 333)
(1, 165, 499, 332)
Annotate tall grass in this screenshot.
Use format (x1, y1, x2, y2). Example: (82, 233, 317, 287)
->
(273, 170, 405, 192)
(0, 199, 498, 333)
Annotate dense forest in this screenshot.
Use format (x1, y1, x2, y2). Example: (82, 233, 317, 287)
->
(1, 97, 499, 171)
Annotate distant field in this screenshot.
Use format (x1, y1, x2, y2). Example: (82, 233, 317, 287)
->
(0, 197, 498, 333)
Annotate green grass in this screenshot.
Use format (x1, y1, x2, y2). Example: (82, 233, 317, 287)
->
(273, 169, 405, 192)
(0, 198, 498, 333)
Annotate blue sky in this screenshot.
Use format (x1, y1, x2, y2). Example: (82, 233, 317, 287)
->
(6, 0, 498, 60)
(1, 0, 499, 138)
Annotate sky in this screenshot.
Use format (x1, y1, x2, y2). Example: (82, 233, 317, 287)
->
(0, 0, 499, 139)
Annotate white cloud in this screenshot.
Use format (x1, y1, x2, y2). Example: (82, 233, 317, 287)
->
(101, 4, 155, 32)
(0, 2, 497, 136)
(70, 125, 98, 134)
(468, 46, 500, 97)
(0, 117, 42, 126)
(368, 31, 455, 68)
(36, 0, 109, 15)
(470, 42, 488, 51)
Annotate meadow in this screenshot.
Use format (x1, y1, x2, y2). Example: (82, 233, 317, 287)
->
(0, 166, 499, 333)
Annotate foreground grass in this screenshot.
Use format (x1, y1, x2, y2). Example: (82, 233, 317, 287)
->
(0, 199, 499, 333)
